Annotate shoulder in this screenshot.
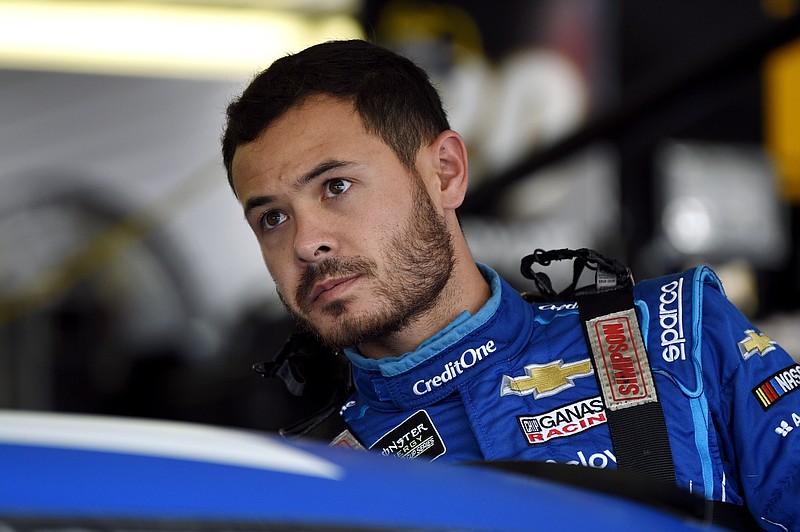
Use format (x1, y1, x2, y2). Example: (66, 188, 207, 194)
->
(632, 265, 739, 328)
(632, 266, 743, 369)
(633, 265, 725, 304)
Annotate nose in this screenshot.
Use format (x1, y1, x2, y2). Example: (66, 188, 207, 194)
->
(293, 214, 335, 263)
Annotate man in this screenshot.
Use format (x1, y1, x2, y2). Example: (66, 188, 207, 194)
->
(223, 39, 798, 530)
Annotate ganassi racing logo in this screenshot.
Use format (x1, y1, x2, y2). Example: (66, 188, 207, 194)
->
(517, 396, 607, 445)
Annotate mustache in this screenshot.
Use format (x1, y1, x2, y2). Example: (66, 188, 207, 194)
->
(296, 257, 376, 310)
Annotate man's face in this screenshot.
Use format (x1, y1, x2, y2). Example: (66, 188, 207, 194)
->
(231, 95, 454, 350)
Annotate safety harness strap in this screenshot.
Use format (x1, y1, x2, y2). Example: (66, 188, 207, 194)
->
(576, 285, 676, 484)
(522, 248, 676, 482)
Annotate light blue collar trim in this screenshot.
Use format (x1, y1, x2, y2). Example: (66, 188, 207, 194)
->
(345, 263, 502, 376)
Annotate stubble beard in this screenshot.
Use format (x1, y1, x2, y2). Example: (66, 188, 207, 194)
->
(277, 179, 455, 351)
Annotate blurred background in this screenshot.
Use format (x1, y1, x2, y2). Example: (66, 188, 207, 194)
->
(1, 0, 799, 432)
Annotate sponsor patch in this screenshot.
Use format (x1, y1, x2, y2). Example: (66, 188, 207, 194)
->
(330, 429, 365, 450)
(586, 309, 657, 410)
(775, 413, 800, 438)
(339, 400, 356, 416)
(370, 410, 446, 461)
(412, 339, 497, 396)
(753, 364, 800, 410)
(517, 396, 607, 445)
(547, 448, 617, 469)
(658, 278, 687, 362)
(739, 330, 777, 361)
(500, 358, 594, 398)
(537, 302, 578, 312)
(775, 420, 794, 437)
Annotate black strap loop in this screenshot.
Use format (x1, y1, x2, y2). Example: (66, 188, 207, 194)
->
(521, 248, 632, 301)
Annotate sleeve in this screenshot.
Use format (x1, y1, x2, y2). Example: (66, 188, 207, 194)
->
(699, 267, 800, 530)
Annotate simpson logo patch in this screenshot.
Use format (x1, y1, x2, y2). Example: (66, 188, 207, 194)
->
(586, 308, 657, 411)
(753, 364, 800, 411)
(370, 410, 446, 461)
(518, 396, 607, 445)
(500, 358, 594, 398)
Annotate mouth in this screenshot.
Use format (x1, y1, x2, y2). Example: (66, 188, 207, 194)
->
(310, 275, 360, 304)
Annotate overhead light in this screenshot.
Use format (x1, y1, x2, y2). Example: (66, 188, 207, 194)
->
(0, 1, 363, 79)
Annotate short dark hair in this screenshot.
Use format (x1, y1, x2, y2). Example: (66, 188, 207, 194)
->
(221, 39, 450, 189)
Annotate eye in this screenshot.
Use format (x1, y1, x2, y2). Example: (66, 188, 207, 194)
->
(260, 209, 287, 230)
(324, 178, 352, 198)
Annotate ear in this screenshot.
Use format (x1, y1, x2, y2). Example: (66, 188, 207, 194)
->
(429, 130, 469, 210)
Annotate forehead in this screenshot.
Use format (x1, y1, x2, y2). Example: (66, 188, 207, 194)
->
(270, 94, 361, 139)
(230, 95, 385, 196)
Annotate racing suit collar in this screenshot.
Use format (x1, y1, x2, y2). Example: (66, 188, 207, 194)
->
(346, 263, 534, 409)
(345, 263, 501, 373)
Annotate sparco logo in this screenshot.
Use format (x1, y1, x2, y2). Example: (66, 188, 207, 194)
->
(659, 279, 686, 362)
(518, 397, 606, 444)
(413, 340, 496, 395)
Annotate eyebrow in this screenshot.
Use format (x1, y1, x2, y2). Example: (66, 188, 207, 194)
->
(243, 159, 356, 218)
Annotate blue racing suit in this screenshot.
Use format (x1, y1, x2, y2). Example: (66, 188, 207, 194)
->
(341, 264, 800, 530)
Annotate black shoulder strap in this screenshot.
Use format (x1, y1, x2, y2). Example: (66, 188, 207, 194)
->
(522, 248, 675, 481)
(575, 285, 676, 483)
(711, 500, 761, 531)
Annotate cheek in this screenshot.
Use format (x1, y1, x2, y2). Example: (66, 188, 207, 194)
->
(263, 251, 294, 295)
(354, 221, 391, 256)
(260, 247, 273, 275)
(364, 203, 411, 237)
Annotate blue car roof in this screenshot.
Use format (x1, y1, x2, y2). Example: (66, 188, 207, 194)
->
(0, 410, 718, 531)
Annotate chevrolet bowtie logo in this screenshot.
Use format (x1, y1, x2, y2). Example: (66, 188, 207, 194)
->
(739, 329, 777, 361)
(501, 359, 594, 399)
